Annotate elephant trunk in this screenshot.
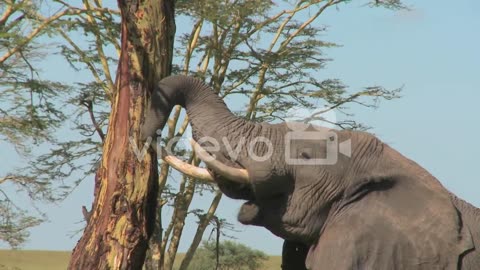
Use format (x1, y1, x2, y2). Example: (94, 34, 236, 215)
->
(141, 75, 260, 176)
(141, 75, 248, 142)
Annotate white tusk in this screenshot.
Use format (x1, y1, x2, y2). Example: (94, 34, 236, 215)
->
(153, 145, 214, 182)
(162, 154, 214, 182)
(191, 139, 250, 184)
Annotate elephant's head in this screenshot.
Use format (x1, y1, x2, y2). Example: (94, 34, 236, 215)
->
(141, 75, 385, 243)
(142, 75, 477, 269)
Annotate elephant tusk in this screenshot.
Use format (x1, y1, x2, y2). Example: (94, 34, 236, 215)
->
(153, 145, 215, 182)
(191, 139, 250, 184)
(162, 154, 214, 182)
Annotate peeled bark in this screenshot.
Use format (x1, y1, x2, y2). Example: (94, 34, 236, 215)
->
(68, 1, 175, 269)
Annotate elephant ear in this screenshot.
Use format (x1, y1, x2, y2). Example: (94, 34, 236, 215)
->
(305, 175, 474, 270)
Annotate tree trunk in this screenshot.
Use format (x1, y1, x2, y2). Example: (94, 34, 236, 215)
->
(178, 191, 222, 270)
(68, 1, 175, 269)
(145, 162, 170, 270)
(163, 177, 196, 270)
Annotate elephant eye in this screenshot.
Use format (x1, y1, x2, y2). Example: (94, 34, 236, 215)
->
(300, 152, 311, 159)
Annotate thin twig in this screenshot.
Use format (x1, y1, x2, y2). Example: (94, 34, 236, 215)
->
(0, 8, 80, 64)
(0, 176, 13, 185)
(82, 0, 115, 98)
(0, 3, 14, 26)
(58, 29, 107, 93)
(80, 99, 105, 142)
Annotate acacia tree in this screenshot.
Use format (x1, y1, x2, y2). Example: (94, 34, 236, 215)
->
(68, 0, 175, 268)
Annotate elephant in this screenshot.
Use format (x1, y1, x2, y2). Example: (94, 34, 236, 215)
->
(141, 75, 480, 270)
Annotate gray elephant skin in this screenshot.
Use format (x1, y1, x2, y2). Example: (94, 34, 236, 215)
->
(141, 75, 480, 270)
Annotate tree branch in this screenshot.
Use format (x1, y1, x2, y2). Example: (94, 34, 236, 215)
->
(0, 2, 14, 26)
(80, 99, 105, 142)
(0, 176, 13, 185)
(178, 190, 222, 270)
(164, 175, 196, 270)
(0, 8, 82, 64)
(81, 205, 91, 222)
(82, 0, 115, 98)
(280, 0, 339, 50)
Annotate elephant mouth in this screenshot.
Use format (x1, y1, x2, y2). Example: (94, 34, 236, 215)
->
(237, 200, 262, 225)
(237, 193, 288, 226)
(237, 193, 311, 242)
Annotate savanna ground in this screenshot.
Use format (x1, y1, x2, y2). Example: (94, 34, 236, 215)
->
(0, 250, 281, 270)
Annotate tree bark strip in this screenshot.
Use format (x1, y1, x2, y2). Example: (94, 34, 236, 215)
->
(68, 1, 175, 269)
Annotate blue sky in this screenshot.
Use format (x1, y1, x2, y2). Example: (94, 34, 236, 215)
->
(1, 0, 479, 255)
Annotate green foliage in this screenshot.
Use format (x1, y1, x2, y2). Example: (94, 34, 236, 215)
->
(0, 0, 70, 151)
(174, 0, 401, 127)
(187, 240, 268, 270)
(0, 198, 43, 249)
(0, 0, 118, 248)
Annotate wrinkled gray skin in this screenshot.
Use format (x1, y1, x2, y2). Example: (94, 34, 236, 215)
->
(141, 75, 480, 270)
